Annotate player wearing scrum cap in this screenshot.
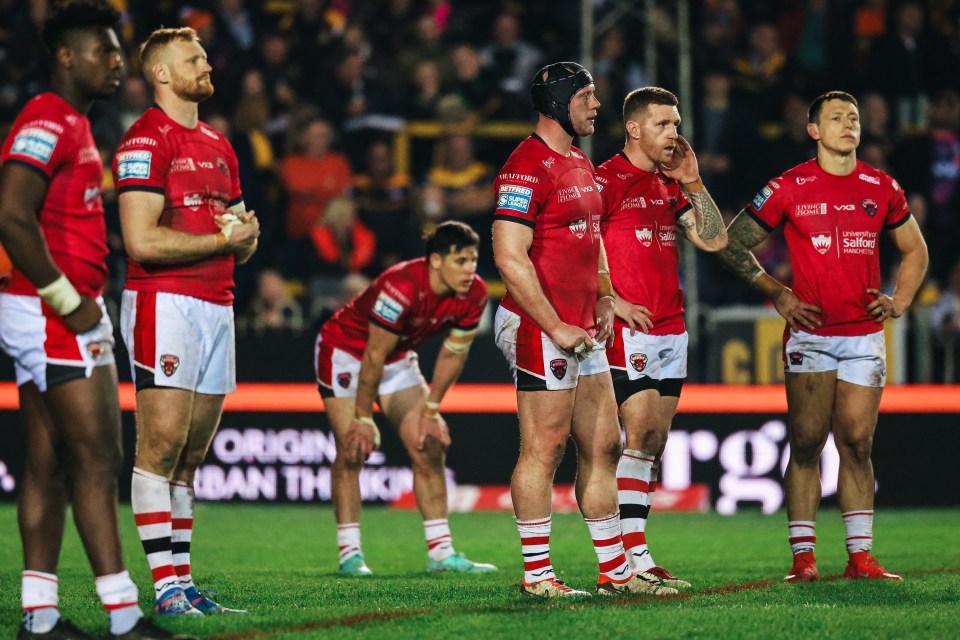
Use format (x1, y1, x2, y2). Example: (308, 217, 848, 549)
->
(114, 26, 258, 616)
(315, 220, 496, 577)
(492, 62, 676, 598)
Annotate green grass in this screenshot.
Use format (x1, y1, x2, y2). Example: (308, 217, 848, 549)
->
(2, 504, 959, 639)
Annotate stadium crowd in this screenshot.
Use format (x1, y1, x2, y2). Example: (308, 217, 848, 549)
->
(1, 0, 959, 380)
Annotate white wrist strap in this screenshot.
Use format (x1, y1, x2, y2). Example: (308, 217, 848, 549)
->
(220, 213, 241, 240)
(37, 274, 82, 316)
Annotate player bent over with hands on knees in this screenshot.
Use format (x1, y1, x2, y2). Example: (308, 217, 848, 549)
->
(494, 62, 677, 599)
(596, 86, 728, 590)
(0, 3, 194, 639)
(717, 91, 927, 583)
(316, 221, 496, 576)
(115, 26, 258, 616)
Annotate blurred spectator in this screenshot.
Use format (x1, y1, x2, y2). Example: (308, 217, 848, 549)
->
(256, 33, 302, 116)
(406, 60, 444, 120)
(893, 88, 960, 285)
(479, 12, 543, 118)
(310, 196, 376, 277)
(279, 118, 352, 280)
(731, 22, 792, 134)
(695, 69, 743, 210)
(396, 14, 453, 88)
(353, 140, 415, 274)
(449, 44, 501, 122)
(317, 52, 394, 128)
(865, 1, 932, 134)
(242, 268, 305, 334)
(591, 25, 646, 160)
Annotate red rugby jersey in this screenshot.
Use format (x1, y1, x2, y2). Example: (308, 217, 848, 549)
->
(493, 134, 603, 331)
(748, 158, 910, 336)
(113, 106, 243, 305)
(1, 93, 107, 297)
(596, 152, 692, 335)
(319, 259, 488, 363)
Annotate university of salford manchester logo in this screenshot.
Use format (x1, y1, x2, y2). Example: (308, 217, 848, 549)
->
(160, 354, 180, 377)
(550, 358, 567, 380)
(630, 353, 648, 372)
(635, 226, 653, 247)
(861, 197, 878, 217)
(337, 372, 352, 388)
(810, 232, 832, 254)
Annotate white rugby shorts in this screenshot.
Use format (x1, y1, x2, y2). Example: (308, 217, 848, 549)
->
(783, 328, 886, 387)
(607, 330, 688, 381)
(315, 335, 426, 398)
(120, 290, 236, 394)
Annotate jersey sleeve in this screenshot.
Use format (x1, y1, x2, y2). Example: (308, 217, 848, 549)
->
(883, 176, 911, 230)
(746, 176, 788, 231)
(493, 160, 549, 229)
(367, 274, 414, 334)
(1, 114, 69, 181)
(225, 140, 244, 209)
(113, 124, 170, 195)
(455, 279, 489, 330)
(594, 168, 618, 221)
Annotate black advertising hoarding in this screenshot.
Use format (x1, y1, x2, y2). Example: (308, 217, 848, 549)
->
(1, 384, 957, 509)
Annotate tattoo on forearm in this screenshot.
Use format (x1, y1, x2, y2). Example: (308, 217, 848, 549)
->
(717, 210, 769, 283)
(687, 187, 725, 240)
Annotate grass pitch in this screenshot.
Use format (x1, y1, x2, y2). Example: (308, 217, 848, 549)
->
(1, 504, 958, 639)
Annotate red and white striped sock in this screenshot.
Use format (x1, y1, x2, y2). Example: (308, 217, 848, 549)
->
(517, 517, 555, 584)
(842, 510, 874, 553)
(131, 467, 178, 598)
(788, 520, 817, 555)
(170, 481, 196, 591)
(95, 570, 142, 635)
(424, 518, 455, 563)
(336, 523, 362, 564)
(21, 570, 59, 633)
(584, 512, 632, 584)
(617, 449, 657, 571)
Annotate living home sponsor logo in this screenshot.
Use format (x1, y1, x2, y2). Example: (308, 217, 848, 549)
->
(795, 203, 826, 216)
(568, 217, 587, 239)
(620, 196, 647, 210)
(557, 186, 582, 203)
(858, 173, 880, 185)
(499, 172, 539, 184)
(170, 158, 197, 173)
(841, 230, 877, 255)
(636, 226, 654, 246)
(810, 232, 832, 254)
(497, 184, 533, 214)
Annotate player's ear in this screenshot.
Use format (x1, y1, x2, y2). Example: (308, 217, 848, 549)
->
(625, 120, 641, 141)
(429, 252, 443, 269)
(57, 45, 73, 70)
(153, 62, 169, 85)
(806, 122, 820, 141)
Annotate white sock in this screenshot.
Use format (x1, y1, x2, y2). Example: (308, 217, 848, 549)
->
(788, 520, 816, 555)
(22, 571, 59, 633)
(95, 571, 143, 635)
(517, 517, 555, 584)
(131, 467, 178, 598)
(424, 518, 455, 562)
(617, 448, 657, 571)
(584, 512, 631, 584)
(170, 481, 196, 591)
(337, 523, 362, 564)
(842, 510, 874, 553)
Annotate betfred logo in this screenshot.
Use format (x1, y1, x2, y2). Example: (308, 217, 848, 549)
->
(337, 372, 351, 388)
(569, 218, 587, 239)
(810, 232, 832, 254)
(635, 226, 653, 246)
(160, 354, 180, 377)
(550, 358, 567, 380)
(861, 198, 878, 217)
(629, 353, 648, 372)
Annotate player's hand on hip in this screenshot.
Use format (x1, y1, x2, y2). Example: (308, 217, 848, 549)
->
(63, 295, 103, 334)
(347, 417, 381, 464)
(866, 288, 902, 322)
(774, 288, 821, 332)
(594, 296, 616, 345)
(550, 322, 594, 357)
(417, 411, 451, 451)
(614, 297, 653, 335)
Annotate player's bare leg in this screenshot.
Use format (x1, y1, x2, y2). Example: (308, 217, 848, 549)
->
(324, 395, 371, 576)
(833, 381, 898, 579)
(131, 388, 202, 614)
(384, 384, 496, 573)
(569, 373, 620, 519)
(617, 389, 688, 586)
(782, 371, 835, 582)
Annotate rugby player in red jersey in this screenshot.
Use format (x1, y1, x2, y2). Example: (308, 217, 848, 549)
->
(493, 63, 676, 598)
(718, 91, 928, 583)
(0, 3, 190, 639)
(316, 221, 496, 576)
(596, 87, 727, 590)
(114, 27, 258, 616)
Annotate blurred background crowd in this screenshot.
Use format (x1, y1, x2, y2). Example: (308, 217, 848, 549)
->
(1, 0, 959, 381)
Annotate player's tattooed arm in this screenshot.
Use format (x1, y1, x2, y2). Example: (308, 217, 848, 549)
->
(677, 184, 727, 250)
(718, 210, 822, 331)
